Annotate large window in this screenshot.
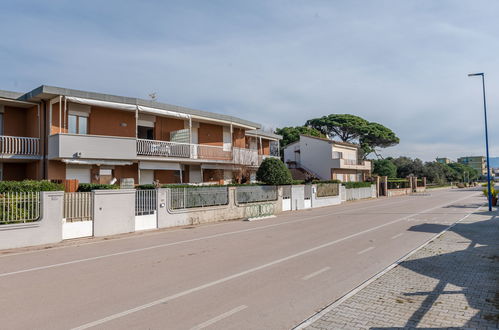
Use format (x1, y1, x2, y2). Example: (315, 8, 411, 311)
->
(68, 115, 88, 134)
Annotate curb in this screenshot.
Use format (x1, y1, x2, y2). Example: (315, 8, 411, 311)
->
(292, 202, 486, 330)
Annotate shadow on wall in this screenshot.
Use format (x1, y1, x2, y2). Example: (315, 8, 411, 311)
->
(372, 213, 499, 329)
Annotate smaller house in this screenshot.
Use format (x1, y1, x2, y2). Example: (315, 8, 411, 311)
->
(283, 135, 371, 182)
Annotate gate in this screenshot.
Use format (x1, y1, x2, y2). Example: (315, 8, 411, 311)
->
(282, 185, 292, 211)
(304, 185, 312, 208)
(63, 192, 93, 239)
(135, 189, 157, 231)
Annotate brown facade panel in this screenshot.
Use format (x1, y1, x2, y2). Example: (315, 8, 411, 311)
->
(198, 123, 223, 146)
(3, 163, 27, 181)
(182, 165, 189, 183)
(114, 163, 139, 184)
(202, 169, 223, 183)
(232, 128, 245, 148)
(258, 139, 270, 155)
(154, 170, 181, 184)
(50, 102, 68, 135)
(89, 106, 136, 137)
(4, 107, 27, 137)
(154, 117, 184, 141)
(47, 160, 66, 181)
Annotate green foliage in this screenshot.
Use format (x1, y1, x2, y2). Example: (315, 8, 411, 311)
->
(483, 187, 498, 198)
(256, 158, 293, 185)
(342, 182, 372, 189)
(0, 180, 63, 193)
(136, 184, 156, 190)
(305, 114, 399, 158)
(447, 162, 479, 181)
(77, 183, 119, 192)
(274, 126, 325, 153)
(311, 179, 342, 184)
(372, 159, 397, 178)
(391, 157, 424, 178)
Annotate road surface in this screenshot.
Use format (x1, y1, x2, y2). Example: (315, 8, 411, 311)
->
(0, 188, 482, 330)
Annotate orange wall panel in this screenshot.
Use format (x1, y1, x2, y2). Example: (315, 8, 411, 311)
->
(232, 128, 245, 148)
(89, 106, 135, 137)
(154, 170, 181, 184)
(4, 107, 27, 137)
(50, 102, 68, 135)
(114, 163, 139, 184)
(198, 123, 223, 146)
(47, 160, 66, 181)
(154, 117, 184, 141)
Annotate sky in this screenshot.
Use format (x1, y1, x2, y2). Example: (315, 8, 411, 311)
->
(1, 0, 499, 161)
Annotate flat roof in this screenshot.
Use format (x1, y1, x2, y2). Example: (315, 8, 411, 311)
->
(0, 89, 24, 99)
(19, 85, 261, 129)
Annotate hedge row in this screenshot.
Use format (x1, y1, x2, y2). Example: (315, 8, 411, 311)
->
(77, 184, 119, 192)
(0, 180, 63, 193)
(342, 182, 372, 189)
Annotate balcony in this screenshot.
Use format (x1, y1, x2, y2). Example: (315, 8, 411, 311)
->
(331, 158, 372, 171)
(48, 134, 137, 160)
(137, 138, 260, 166)
(0, 136, 40, 159)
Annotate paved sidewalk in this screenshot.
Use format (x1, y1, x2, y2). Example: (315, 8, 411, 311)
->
(305, 208, 499, 329)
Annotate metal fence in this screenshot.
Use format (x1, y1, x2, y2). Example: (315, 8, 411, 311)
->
(0, 192, 41, 224)
(64, 192, 93, 222)
(135, 189, 157, 215)
(304, 185, 312, 200)
(170, 186, 229, 210)
(236, 185, 278, 204)
(316, 183, 340, 197)
(282, 185, 291, 200)
(387, 180, 410, 189)
(417, 180, 425, 187)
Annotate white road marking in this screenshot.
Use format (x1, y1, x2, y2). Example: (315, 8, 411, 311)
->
(0, 196, 433, 277)
(70, 193, 478, 330)
(391, 233, 403, 239)
(357, 246, 375, 255)
(190, 305, 248, 330)
(302, 267, 331, 280)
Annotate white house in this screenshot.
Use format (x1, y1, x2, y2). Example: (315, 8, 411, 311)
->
(283, 135, 371, 182)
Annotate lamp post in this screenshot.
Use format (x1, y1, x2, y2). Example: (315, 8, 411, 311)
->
(468, 72, 492, 211)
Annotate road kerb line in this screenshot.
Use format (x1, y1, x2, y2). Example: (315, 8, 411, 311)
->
(70, 193, 478, 330)
(190, 305, 248, 330)
(391, 233, 403, 239)
(292, 202, 485, 330)
(302, 267, 331, 280)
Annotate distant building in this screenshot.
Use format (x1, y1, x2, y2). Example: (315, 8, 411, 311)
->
(457, 156, 487, 175)
(436, 157, 452, 164)
(283, 135, 371, 182)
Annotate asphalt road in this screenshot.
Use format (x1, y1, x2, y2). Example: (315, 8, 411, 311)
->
(0, 188, 482, 330)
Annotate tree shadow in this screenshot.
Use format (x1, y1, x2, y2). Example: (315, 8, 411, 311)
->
(370, 212, 499, 329)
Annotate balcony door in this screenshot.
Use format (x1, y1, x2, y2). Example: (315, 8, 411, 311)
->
(138, 126, 154, 140)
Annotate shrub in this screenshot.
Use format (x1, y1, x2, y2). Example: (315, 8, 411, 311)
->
(136, 184, 156, 190)
(0, 180, 63, 193)
(256, 158, 292, 185)
(77, 183, 119, 192)
(342, 182, 372, 189)
(311, 179, 341, 184)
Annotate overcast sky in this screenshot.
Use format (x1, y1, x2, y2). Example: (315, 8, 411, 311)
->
(1, 1, 498, 161)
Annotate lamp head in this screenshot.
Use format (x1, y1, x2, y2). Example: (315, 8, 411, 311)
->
(468, 73, 484, 77)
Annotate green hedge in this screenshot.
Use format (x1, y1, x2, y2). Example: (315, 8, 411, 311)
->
(136, 184, 156, 190)
(0, 180, 63, 193)
(312, 179, 341, 184)
(342, 182, 372, 189)
(77, 183, 119, 192)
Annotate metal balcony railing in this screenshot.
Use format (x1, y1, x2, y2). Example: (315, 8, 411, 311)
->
(0, 136, 40, 155)
(137, 139, 192, 158)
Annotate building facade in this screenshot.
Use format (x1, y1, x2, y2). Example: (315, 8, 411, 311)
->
(436, 157, 453, 164)
(283, 135, 371, 182)
(457, 156, 487, 176)
(0, 85, 280, 185)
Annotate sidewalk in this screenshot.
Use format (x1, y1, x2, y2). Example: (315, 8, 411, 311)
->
(303, 207, 499, 329)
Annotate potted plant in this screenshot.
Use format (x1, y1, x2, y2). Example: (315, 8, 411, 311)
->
(482, 187, 498, 206)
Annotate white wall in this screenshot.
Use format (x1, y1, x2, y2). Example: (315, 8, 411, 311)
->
(333, 145, 357, 160)
(299, 136, 333, 180)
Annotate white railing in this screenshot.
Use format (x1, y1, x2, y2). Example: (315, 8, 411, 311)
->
(137, 139, 192, 158)
(0, 192, 41, 224)
(0, 136, 40, 155)
(135, 189, 157, 216)
(64, 192, 93, 222)
(234, 147, 258, 166)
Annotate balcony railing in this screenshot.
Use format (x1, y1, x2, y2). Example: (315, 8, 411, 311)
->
(0, 136, 40, 156)
(137, 138, 262, 165)
(137, 139, 192, 158)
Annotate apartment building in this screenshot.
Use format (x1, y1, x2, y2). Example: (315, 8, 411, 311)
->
(283, 135, 371, 182)
(457, 156, 487, 176)
(436, 157, 453, 164)
(0, 85, 280, 185)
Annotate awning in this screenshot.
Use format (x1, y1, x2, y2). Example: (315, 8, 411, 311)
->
(139, 161, 181, 171)
(65, 96, 137, 112)
(62, 159, 134, 166)
(201, 164, 240, 171)
(138, 105, 190, 120)
(65, 96, 191, 120)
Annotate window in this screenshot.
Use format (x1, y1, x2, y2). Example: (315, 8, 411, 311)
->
(68, 115, 88, 134)
(138, 126, 154, 140)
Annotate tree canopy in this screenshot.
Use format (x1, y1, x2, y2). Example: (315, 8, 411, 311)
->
(274, 126, 325, 150)
(372, 159, 397, 178)
(256, 158, 293, 185)
(305, 114, 399, 158)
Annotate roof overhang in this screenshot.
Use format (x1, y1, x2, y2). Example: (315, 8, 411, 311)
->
(0, 97, 38, 108)
(61, 159, 133, 166)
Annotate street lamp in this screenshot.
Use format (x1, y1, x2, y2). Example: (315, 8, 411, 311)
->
(468, 72, 493, 211)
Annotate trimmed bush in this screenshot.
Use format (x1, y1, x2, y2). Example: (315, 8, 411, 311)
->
(77, 183, 119, 192)
(342, 182, 372, 189)
(136, 184, 156, 190)
(311, 179, 341, 184)
(0, 180, 63, 193)
(256, 158, 292, 185)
